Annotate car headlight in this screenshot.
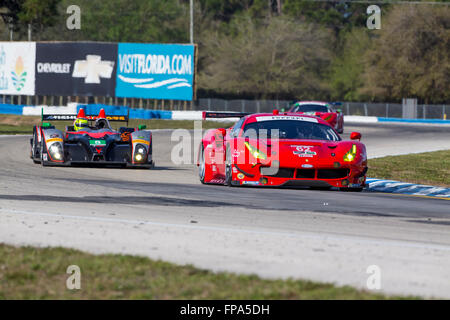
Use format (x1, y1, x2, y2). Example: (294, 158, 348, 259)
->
(134, 144, 147, 162)
(343, 144, 357, 162)
(244, 142, 267, 160)
(48, 142, 63, 160)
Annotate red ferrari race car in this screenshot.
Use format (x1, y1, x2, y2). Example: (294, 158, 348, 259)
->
(197, 111, 367, 191)
(289, 101, 344, 134)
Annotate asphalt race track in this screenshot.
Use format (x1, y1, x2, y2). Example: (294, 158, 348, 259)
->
(0, 123, 449, 298)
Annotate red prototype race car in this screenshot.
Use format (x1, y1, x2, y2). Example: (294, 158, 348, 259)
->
(198, 111, 367, 191)
(289, 101, 344, 134)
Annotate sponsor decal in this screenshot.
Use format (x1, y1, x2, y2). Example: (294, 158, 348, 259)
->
(292, 146, 317, 158)
(89, 140, 106, 146)
(349, 183, 361, 188)
(237, 173, 245, 179)
(46, 138, 63, 143)
(43, 154, 48, 161)
(44, 115, 77, 120)
(72, 55, 114, 84)
(116, 43, 195, 100)
(132, 139, 150, 145)
(0, 42, 36, 95)
(121, 132, 130, 141)
(242, 181, 260, 185)
(301, 164, 314, 168)
(11, 56, 27, 91)
(232, 150, 240, 158)
(37, 62, 70, 74)
(50, 134, 59, 138)
(35, 42, 117, 96)
(256, 116, 318, 123)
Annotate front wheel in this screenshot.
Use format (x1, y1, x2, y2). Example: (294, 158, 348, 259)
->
(40, 143, 48, 167)
(224, 145, 233, 187)
(199, 145, 206, 184)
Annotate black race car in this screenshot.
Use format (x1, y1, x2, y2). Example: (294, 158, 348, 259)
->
(30, 108, 154, 168)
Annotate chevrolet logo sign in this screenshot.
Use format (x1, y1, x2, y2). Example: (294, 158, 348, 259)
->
(72, 55, 114, 84)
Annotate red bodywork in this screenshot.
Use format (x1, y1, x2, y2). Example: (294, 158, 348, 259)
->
(197, 112, 367, 190)
(288, 101, 344, 134)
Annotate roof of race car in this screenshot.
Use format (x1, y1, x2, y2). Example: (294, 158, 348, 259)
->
(292, 101, 329, 106)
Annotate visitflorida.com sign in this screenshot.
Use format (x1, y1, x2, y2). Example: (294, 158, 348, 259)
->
(116, 43, 195, 101)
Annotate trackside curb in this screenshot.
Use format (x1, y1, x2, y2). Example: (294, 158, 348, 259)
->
(366, 178, 450, 198)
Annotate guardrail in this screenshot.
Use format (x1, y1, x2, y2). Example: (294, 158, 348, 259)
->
(2, 103, 450, 124)
(194, 99, 450, 120)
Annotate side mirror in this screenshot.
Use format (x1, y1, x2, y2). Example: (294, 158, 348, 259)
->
(138, 124, 147, 130)
(350, 132, 361, 140)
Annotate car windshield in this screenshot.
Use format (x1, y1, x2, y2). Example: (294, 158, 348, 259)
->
(242, 120, 340, 141)
(290, 104, 329, 113)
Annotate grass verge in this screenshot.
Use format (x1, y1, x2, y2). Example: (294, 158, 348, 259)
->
(0, 243, 409, 300)
(369, 150, 450, 187)
(0, 114, 233, 134)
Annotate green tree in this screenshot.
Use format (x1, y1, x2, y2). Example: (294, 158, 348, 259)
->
(17, 0, 61, 39)
(200, 15, 332, 99)
(330, 29, 371, 101)
(360, 5, 450, 103)
(40, 0, 189, 43)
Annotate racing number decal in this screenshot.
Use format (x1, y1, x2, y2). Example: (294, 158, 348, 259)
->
(292, 146, 317, 158)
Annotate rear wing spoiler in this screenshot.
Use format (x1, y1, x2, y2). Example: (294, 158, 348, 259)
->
(202, 111, 250, 120)
(330, 102, 343, 112)
(41, 108, 130, 124)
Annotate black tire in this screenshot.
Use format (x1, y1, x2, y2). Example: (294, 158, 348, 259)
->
(31, 130, 41, 163)
(198, 145, 206, 184)
(224, 145, 233, 187)
(340, 187, 363, 192)
(40, 143, 48, 167)
(310, 186, 332, 191)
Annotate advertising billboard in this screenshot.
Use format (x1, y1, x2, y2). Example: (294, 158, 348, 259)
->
(35, 42, 117, 96)
(116, 43, 195, 101)
(0, 42, 36, 95)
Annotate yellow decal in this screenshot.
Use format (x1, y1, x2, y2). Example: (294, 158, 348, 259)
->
(133, 139, 150, 145)
(46, 138, 63, 143)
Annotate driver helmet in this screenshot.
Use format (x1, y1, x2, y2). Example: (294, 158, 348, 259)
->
(74, 118, 88, 131)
